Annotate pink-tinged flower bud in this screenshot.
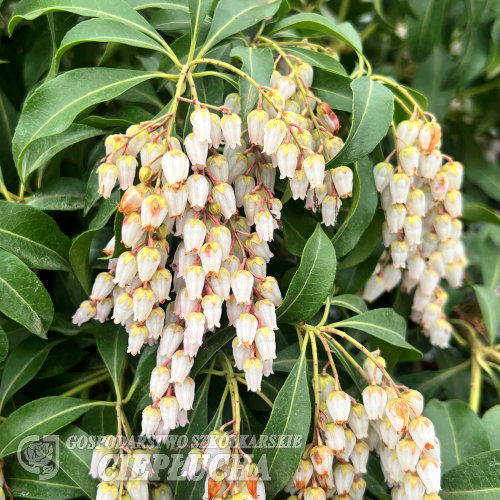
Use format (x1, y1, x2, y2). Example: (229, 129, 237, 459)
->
(162, 149, 190, 186)
(112, 292, 134, 325)
(186, 174, 209, 210)
(409, 416, 436, 450)
(255, 326, 276, 361)
(390, 173, 411, 204)
(324, 422, 346, 455)
(399, 146, 420, 177)
(159, 395, 179, 430)
(150, 268, 172, 304)
(387, 204, 407, 233)
(91, 272, 115, 302)
(221, 113, 242, 149)
(430, 172, 448, 202)
(150, 365, 171, 400)
(212, 183, 236, 219)
(363, 275, 385, 302)
(163, 184, 189, 219)
(254, 211, 274, 242)
(183, 219, 206, 254)
(348, 441, 368, 476)
(316, 102, 339, 132)
(133, 287, 155, 321)
(103, 237, 115, 258)
(347, 403, 369, 439)
(290, 170, 309, 200)
(326, 390, 351, 424)
(420, 269, 439, 296)
(72, 300, 96, 326)
(277, 143, 299, 179)
(419, 150, 442, 180)
(363, 355, 387, 385)
(170, 350, 194, 384)
(190, 108, 211, 143)
(310, 444, 333, 478)
(373, 162, 394, 192)
(140, 141, 163, 174)
(441, 161, 463, 189)
(119, 186, 145, 215)
(95, 297, 113, 323)
(254, 298, 277, 330)
(397, 438, 421, 473)
(362, 384, 388, 420)
(113, 252, 137, 288)
(396, 119, 422, 148)
(404, 472, 427, 500)
(97, 163, 118, 199)
(391, 241, 408, 268)
(232, 270, 254, 305)
(244, 357, 263, 392)
(232, 337, 251, 370)
(127, 322, 147, 356)
(201, 294, 222, 329)
(429, 318, 452, 348)
(247, 108, 270, 146)
(141, 195, 167, 231)
(333, 462, 355, 495)
(146, 306, 165, 340)
(182, 449, 203, 479)
(257, 276, 282, 306)
(206, 154, 229, 183)
(236, 313, 258, 346)
(184, 311, 205, 345)
(444, 189, 462, 218)
(303, 153, 326, 189)
(200, 242, 222, 276)
(419, 121, 442, 152)
(137, 246, 161, 282)
(116, 155, 137, 190)
(407, 188, 426, 217)
(234, 176, 255, 208)
(332, 166, 353, 198)
(122, 212, 145, 248)
(184, 265, 206, 300)
(159, 323, 184, 358)
(227, 294, 248, 326)
(209, 268, 231, 301)
(386, 398, 410, 434)
(417, 457, 441, 494)
(174, 376, 195, 410)
(185, 132, 209, 167)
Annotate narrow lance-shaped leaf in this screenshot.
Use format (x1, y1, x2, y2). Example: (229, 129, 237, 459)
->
(482, 405, 500, 450)
(473, 284, 500, 345)
(0, 326, 7, 364)
(277, 224, 337, 324)
(310, 67, 353, 112)
(191, 326, 236, 377)
(0, 249, 54, 339)
(27, 178, 87, 212)
(127, 0, 189, 12)
(188, 0, 212, 42)
(96, 322, 128, 391)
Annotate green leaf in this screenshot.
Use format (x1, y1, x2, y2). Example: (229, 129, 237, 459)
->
(53, 425, 99, 498)
(12, 68, 164, 173)
(230, 47, 274, 122)
(330, 294, 368, 315)
(326, 77, 394, 170)
(485, 17, 500, 79)
(69, 230, 99, 294)
(365, 455, 389, 495)
(423, 399, 490, 474)
(188, 0, 212, 42)
(310, 67, 353, 112)
(96, 322, 128, 391)
(482, 405, 500, 450)
(81, 406, 117, 436)
(253, 343, 310, 499)
(0, 326, 7, 363)
(198, 0, 280, 56)
(481, 236, 500, 291)
(84, 140, 105, 216)
(20, 124, 104, 183)
(0, 201, 72, 272)
(266, 13, 362, 53)
(27, 178, 86, 211)
(325, 338, 366, 393)
(112, 211, 127, 258)
(239, 400, 264, 451)
(406, 0, 446, 61)
(0, 250, 55, 339)
(330, 158, 378, 258)
(441, 450, 500, 499)
(281, 199, 319, 257)
(191, 326, 235, 377)
(277, 224, 337, 324)
(473, 285, 500, 345)
(279, 47, 347, 75)
(89, 189, 120, 230)
(331, 309, 422, 360)
(0, 336, 63, 411)
(151, 9, 196, 32)
(35, 341, 85, 379)
(56, 18, 168, 72)
(127, 0, 189, 11)
(80, 106, 153, 129)
(463, 202, 500, 226)
(0, 397, 106, 458)
(4, 462, 83, 500)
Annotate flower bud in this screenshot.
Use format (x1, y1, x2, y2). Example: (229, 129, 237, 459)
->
(120, 185, 145, 214)
(441, 161, 463, 189)
(186, 174, 209, 210)
(221, 113, 242, 149)
(72, 300, 97, 326)
(137, 246, 161, 282)
(419, 121, 442, 152)
(303, 154, 326, 189)
(362, 275, 385, 302)
(419, 149, 442, 179)
(390, 173, 410, 204)
(396, 119, 421, 148)
(333, 462, 355, 495)
(444, 189, 462, 218)
(362, 384, 388, 420)
(244, 357, 263, 392)
(351, 440, 369, 474)
(326, 390, 351, 424)
(399, 146, 419, 177)
(150, 365, 171, 400)
(317, 103, 340, 132)
(373, 162, 394, 192)
(116, 154, 137, 190)
(170, 350, 194, 384)
(97, 163, 118, 199)
(159, 323, 184, 358)
(91, 272, 115, 302)
(191, 108, 212, 143)
(290, 169, 309, 200)
(311, 444, 334, 478)
(387, 203, 407, 233)
(133, 287, 155, 321)
(212, 183, 236, 219)
(332, 166, 353, 198)
(127, 322, 147, 355)
(255, 326, 276, 361)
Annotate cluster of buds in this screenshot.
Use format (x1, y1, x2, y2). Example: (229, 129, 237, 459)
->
(364, 114, 466, 348)
(286, 353, 442, 500)
(89, 436, 174, 500)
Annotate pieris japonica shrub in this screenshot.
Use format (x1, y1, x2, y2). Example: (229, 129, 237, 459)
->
(0, 1, 499, 500)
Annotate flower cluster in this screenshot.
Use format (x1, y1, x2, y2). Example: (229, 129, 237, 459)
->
(364, 114, 466, 348)
(286, 354, 441, 500)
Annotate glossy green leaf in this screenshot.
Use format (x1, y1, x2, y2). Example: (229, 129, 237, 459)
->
(0, 250, 55, 339)
(12, 68, 164, 172)
(4, 462, 82, 500)
(330, 294, 368, 315)
(485, 17, 500, 79)
(89, 189, 120, 230)
(80, 106, 153, 129)
(81, 406, 117, 436)
(326, 77, 394, 170)
(69, 230, 99, 294)
(83, 140, 106, 216)
(239, 400, 264, 451)
(310, 67, 352, 112)
(0, 201, 71, 272)
(277, 224, 337, 324)
(151, 9, 195, 32)
(0, 336, 63, 411)
(0, 397, 106, 458)
(481, 237, 500, 291)
(463, 202, 500, 226)
(253, 343, 310, 499)
(191, 326, 235, 377)
(198, 0, 280, 56)
(56, 18, 168, 72)
(266, 13, 362, 53)
(441, 450, 500, 499)
(331, 158, 378, 258)
(112, 211, 127, 258)
(423, 399, 490, 474)
(281, 199, 319, 257)
(27, 178, 86, 211)
(0, 326, 7, 363)
(96, 322, 128, 390)
(473, 285, 500, 345)
(127, 0, 188, 11)
(482, 405, 500, 450)
(280, 47, 347, 75)
(406, 0, 445, 61)
(331, 308, 422, 360)
(231, 47, 274, 122)
(35, 341, 85, 379)
(188, 0, 212, 42)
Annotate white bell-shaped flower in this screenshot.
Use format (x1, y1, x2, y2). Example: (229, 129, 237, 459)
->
(303, 153, 326, 189)
(97, 163, 118, 199)
(332, 166, 353, 198)
(162, 149, 190, 185)
(159, 323, 184, 358)
(206, 154, 229, 183)
(390, 173, 410, 204)
(116, 155, 137, 190)
(159, 396, 179, 430)
(209, 268, 231, 301)
(290, 170, 309, 200)
(221, 113, 242, 149)
(113, 252, 137, 288)
(212, 183, 236, 219)
(149, 365, 171, 400)
(170, 350, 194, 384)
(91, 272, 115, 302)
(387, 204, 407, 233)
(133, 287, 155, 322)
(201, 293, 222, 329)
(184, 218, 206, 253)
(373, 162, 394, 192)
(175, 377, 195, 411)
(191, 108, 211, 143)
(244, 357, 263, 392)
(146, 306, 165, 340)
(185, 133, 209, 167)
